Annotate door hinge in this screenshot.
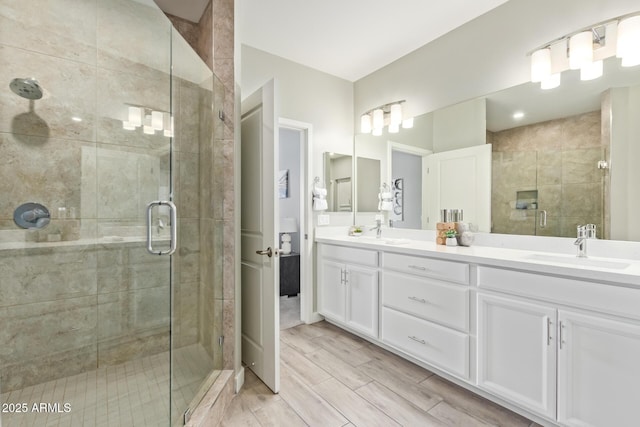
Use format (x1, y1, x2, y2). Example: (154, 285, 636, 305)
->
(218, 110, 225, 121)
(218, 335, 224, 347)
(304, 233, 308, 240)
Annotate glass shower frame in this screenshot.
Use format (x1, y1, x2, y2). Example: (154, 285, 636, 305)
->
(0, 1, 222, 426)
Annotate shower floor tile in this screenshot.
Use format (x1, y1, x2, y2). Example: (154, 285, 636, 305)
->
(1, 344, 214, 427)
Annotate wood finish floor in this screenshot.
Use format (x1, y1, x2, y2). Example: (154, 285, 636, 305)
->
(221, 321, 541, 427)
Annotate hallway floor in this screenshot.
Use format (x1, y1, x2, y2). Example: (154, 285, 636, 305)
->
(222, 321, 541, 427)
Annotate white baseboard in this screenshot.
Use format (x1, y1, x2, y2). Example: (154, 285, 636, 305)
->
(234, 367, 245, 393)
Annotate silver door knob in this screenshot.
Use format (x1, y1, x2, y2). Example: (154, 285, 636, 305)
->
(256, 247, 273, 257)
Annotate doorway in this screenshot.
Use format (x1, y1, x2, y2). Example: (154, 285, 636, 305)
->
(387, 142, 432, 229)
(278, 119, 313, 330)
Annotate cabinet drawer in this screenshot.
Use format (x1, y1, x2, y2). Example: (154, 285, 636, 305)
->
(382, 271, 469, 332)
(383, 252, 469, 284)
(319, 244, 378, 267)
(478, 266, 640, 321)
(381, 307, 469, 379)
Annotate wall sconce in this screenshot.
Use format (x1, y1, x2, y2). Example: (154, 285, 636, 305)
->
(529, 12, 640, 90)
(360, 100, 414, 135)
(122, 105, 173, 137)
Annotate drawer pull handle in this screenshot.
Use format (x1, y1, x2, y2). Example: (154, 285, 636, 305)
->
(408, 335, 426, 345)
(408, 296, 427, 304)
(408, 265, 428, 271)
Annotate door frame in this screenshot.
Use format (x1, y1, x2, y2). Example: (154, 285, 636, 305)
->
(386, 141, 432, 228)
(278, 118, 320, 324)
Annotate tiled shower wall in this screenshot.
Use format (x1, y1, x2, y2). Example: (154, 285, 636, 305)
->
(490, 110, 607, 237)
(0, 0, 226, 393)
(167, 0, 237, 371)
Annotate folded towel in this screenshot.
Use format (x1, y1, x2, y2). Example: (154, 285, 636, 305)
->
(380, 200, 393, 211)
(313, 187, 327, 197)
(313, 198, 328, 211)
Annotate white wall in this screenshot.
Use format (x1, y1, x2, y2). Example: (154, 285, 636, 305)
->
(279, 128, 301, 253)
(242, 45, 354, 228)
(433, 98, 486, 153)
(354, 0, 640, 123)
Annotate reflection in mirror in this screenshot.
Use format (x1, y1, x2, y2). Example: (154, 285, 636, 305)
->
(354, 55, 640, 241)
(356, 157, 380, 212)
(323, 152, 353, 212)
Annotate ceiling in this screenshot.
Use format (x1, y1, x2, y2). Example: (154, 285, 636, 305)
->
(159, 0, 510, 82)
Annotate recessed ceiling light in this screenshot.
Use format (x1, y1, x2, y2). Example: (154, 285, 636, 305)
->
(71, 116, 82, 122)
(513, 111, 525, 120)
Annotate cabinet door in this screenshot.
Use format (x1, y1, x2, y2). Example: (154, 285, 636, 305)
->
(318, 259, 346, 322)
(477, 293, 556, 419)
(557, 310, 640, 427)
(345, 265, 378, 338)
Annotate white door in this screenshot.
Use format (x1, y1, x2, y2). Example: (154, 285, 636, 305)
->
(477, 293, 556, 419)
(557, 310, 640, 427)
(345, 265, 378, 338)
(425, 144, 491, 231)
(318, 259, 346, 322)
(240, 79, 279, 392)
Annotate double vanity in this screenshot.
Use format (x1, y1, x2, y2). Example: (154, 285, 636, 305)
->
(315, 227, 640, 427)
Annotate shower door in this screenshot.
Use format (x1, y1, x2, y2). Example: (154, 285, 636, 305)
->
(0, 1, 219, 426)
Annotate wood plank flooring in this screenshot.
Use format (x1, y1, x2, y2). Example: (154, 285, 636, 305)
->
(221, 321, 541, 427)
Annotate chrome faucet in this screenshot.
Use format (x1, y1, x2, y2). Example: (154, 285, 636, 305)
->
(575, 224, 596, 257)
(370, 219, 383, 239)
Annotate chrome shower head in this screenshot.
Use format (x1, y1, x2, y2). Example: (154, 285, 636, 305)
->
(10, 78, 43, 100)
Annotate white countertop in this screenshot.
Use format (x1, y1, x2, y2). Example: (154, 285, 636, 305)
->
(315, 228, 640, 288)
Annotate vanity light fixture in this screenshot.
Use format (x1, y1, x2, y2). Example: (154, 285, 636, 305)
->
(360, 100, 414, 135)
(123, 105, 174, 138)
(529, 11, 640, 89)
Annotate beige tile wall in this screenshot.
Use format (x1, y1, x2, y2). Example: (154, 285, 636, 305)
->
(491, 110, 607, 237)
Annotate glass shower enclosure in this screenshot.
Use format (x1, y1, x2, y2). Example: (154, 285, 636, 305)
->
(0, 0, 223, 425)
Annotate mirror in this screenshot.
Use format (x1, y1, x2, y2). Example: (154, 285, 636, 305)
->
(356, 156, 380, 212)
(355, 55, 640, 241)
(323, 152, 353, 212)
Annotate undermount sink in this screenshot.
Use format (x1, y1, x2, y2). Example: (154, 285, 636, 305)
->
(524, 253, 630, 270)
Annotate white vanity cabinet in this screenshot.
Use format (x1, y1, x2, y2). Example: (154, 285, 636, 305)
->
(381, 253, 471, 379)
(317, 244, 379, 338)
(478, 266, 640, 426)
(477, 293, 557, 419)
(556, 310, 640, 427)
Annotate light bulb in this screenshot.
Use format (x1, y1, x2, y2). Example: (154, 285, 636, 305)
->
(128, 106, 142, 127)
(372, 127, 383, 136)
(402, 117, 414, 129)
(541, 73, 561, 90)
(390, 104, 402, 126)
(580, 60, 603, 80)
(372, 109, 384, 130)
(617, 15, 640, 67)
(151, 111, 164, 130)
(531, 48, 551, 82)
(360, 114, 372, 133)
(569, 31, 593, 70)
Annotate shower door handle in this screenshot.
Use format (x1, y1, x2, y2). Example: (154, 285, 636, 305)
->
(539, 210, 547, 228)
(146, 201, 177, 256)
